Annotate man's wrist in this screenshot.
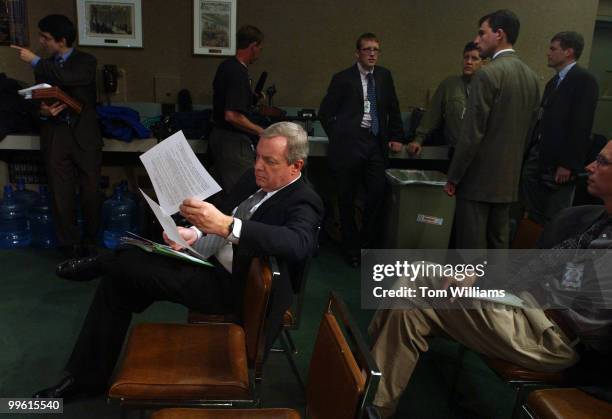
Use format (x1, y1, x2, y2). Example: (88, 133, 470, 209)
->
(226, 217, 234, 238)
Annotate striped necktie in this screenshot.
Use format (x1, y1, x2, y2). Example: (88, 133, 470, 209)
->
(194, 189, 267, 259)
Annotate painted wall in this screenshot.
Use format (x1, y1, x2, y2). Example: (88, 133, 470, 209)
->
(0, 0, 600, 109)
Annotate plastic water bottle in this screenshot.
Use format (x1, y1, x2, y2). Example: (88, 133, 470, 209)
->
(14, 178, 39, 215)
(102, 186, 135, 249)
(119, 181, 139, 233)
(0, 185, 32, 248)
(29, 185, 57, 248)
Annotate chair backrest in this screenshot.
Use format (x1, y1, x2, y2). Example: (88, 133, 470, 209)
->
(511, 217, 544, 249)
(306, 293, 381, 419)
(242, 256, 277, 369)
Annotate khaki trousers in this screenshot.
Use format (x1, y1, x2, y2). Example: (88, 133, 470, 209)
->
(368, 274, 578, 416)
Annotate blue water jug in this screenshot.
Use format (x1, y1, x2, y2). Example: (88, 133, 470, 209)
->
(0, 185, 32, 248)
(102, 186, 136, 249)
(119, 181, 140, 233)
(14, 178, 39, 214)
(29, 185, 57, 248)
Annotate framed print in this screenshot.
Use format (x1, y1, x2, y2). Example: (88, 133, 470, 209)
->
(0, 0, 28, 46)
(76, 0, 143, 48)
(193, 0, 236, 56)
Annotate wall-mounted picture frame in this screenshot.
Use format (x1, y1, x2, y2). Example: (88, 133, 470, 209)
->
(76, 0, 143, 48)
(0, 0, 29, 46)
(193, 0, 236, 56)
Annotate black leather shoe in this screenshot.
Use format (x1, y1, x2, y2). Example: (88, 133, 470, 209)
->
(32, 375, 103, 402)
(56, 256, 101, 281)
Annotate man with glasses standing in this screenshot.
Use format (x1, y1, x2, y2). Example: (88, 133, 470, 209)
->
(319, 33, 404, 267)
(12, 14, 102, 258)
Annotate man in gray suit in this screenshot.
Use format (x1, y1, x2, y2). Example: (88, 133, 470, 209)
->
(445, 9, 540, 249)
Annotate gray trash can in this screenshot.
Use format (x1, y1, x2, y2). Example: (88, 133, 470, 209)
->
(384, 169, 455, 249)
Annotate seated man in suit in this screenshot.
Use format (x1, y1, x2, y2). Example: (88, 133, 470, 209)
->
(370, 140, 612, 417)
(33, 121, 324, 400)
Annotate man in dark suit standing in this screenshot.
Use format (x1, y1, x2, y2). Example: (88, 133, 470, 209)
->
(319, 33, 404, 266)
(445, 10, 540, 249)
(12, 14, 102, 257)
(521, 31, 599, 225)
(33, 122, 324, 401)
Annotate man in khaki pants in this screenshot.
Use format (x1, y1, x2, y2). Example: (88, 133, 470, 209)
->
(371, 139, 612, 416)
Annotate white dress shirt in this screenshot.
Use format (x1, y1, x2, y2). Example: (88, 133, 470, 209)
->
(192, 174, 302, 273)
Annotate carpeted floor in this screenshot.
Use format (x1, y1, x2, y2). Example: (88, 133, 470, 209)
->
(0, 242, 515, 418)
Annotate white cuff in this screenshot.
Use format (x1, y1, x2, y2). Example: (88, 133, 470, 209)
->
(228, 218, 243, 244)
(189, 225, 203, 240)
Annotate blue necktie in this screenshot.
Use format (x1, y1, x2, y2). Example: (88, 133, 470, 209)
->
(366, 73, 379, 136)
(56, 56, 64, 68)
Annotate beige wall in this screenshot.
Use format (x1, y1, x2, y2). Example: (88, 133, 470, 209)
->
(0, 0, 600, 109)
(599, 0, 612, 17)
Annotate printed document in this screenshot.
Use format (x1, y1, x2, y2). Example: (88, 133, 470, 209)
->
(139, 131, 221, 215)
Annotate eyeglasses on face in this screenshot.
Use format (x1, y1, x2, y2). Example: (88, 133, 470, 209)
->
(594, 154, 611, 167)
(360, 47, 380, 54)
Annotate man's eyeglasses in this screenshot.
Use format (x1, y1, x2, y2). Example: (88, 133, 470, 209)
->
(595, 154, 611, 167)
(360, 47, 381, 54)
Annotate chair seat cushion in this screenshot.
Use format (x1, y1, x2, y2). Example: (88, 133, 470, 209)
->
(152, 408, 301, 419)
(527, 388, 612, 419)
(109, 323, 250, 401)
(188, 311, 236, 324)
(485, 358, 565, 383)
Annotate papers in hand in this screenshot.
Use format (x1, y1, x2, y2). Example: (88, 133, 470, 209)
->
(120, 232, 213, 267)
(139, 188, 207, 260)
(139, 131, 222, 215)
(18, 83, 52, 99)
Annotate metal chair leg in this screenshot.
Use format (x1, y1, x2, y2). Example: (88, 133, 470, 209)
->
(280, 331, 306, 394)
(284, 329, 298, 355)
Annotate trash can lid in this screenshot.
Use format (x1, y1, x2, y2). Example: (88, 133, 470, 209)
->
(385, 169, 447, 186)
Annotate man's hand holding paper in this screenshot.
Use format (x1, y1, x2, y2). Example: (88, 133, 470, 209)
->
(163, 227, 198, 251)
(180, 198, 233, 238)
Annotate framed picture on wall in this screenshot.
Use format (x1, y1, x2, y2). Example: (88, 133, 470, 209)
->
(76, 0, 143, 48)
(193, 0, 236, 56)
(0, 0, 29, 46)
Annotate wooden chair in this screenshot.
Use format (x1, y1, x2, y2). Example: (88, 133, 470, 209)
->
(107, 256, 278, 413)
(523, 388, 612, 419)
(150, 292, 382, 419)
(511, 216, 544, 249)
(189, 227, 321, 393)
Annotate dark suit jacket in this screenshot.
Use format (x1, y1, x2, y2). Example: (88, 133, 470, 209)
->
(34, 49, 102, 150)
(318, 64, 404, 166)
(217, 169, 324, 350)
(534, 64, 599, 173)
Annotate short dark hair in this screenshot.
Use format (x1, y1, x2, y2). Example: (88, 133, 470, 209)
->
(551, 31, 584, 60)
(38, 14, 76, 47)
(463, 41, 479, 54)
(479, 9, 520, 45)
(236, 25, 263, 49)
(356, 32, 379, 50)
